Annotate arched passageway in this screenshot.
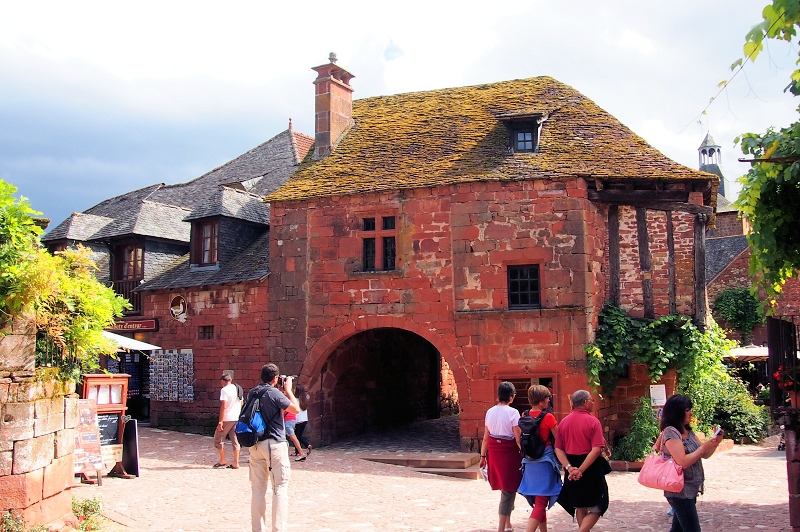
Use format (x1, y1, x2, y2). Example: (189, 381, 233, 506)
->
(316, 327, 458, 445)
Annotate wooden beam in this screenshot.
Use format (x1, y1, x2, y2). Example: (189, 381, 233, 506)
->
(609, 205, 620, 306)
(588, 190, 690, 203)
(667, 211, 676, 314)
(693, 213, 708, 331)
(636, 207, 654, 319)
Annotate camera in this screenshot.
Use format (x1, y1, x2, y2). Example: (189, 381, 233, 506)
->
(276, 375, 297, 389)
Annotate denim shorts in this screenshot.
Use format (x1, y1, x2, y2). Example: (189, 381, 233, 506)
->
(285, 420, 297, 437)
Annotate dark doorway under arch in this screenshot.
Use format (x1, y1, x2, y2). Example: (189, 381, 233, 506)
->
(317, 327, 457, 445)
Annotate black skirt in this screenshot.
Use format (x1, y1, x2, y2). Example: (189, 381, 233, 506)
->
(556, 453, 609, 517)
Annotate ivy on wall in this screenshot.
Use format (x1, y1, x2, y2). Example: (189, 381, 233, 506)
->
(586, 303, 739, 394)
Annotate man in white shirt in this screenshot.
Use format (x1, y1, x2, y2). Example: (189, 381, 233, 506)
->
(213, 373, 242, 468)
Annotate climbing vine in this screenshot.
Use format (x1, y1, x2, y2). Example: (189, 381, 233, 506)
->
(712, 288, 764, 344)
(586, 303, 732, 394)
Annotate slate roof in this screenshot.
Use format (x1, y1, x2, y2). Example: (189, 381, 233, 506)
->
(184, 187, 270, 225)
(706, 235, 749, 285)
(267, 76, 717, 203)
(43, 128, 312, 243)
(43, 212, 114, 241)
(136, 230, 270, 291)
(699, 132, 720, 149)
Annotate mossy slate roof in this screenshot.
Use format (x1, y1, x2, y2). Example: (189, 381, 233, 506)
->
(267, 76, 715, 203)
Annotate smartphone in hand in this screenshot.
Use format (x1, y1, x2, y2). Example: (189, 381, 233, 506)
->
(712, 426, 723, 438)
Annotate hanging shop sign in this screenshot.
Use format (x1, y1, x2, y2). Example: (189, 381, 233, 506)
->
(108, 319, 159, 332)
(169, 295, 187, 323)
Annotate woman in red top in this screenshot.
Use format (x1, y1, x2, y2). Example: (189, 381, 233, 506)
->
(517, 385, 562, 532)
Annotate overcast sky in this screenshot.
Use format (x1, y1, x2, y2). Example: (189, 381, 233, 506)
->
(2, 1, 797, 228)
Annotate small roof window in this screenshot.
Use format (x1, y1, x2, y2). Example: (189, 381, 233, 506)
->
(497, 111, 550, 154)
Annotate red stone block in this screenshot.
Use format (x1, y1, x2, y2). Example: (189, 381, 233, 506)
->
(21, 488, 72, 526)
(0, 467, 44, 509)
(42, 455, 73, 499)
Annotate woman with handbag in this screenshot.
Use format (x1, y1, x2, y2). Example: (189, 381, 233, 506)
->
(479, 382, 523, 532)
(657, 394, 723, 532)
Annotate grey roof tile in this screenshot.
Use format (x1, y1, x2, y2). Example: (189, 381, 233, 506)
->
(41, 212, 114, 242)
(706, 235, 749, 285)
(136, 230, 270, 291)
(184, 187, 270, 225)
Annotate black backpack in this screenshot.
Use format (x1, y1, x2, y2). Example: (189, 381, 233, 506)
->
(518, 409, 552, 460)
(235, 385, 268, 448)
(235, 383, 243, 401)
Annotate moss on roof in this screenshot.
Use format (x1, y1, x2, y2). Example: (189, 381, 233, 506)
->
(266, 76, 715, 202)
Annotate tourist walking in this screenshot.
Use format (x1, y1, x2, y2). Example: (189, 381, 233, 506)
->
(555, 390, 609, 532)
(518, 385, 562, 532)
(294, 384, 311, 457)
(479, 381, 523, 532)
(656, 394, 723, 532)
(213, 373, 242, 469)
(248, 364, 301, 532)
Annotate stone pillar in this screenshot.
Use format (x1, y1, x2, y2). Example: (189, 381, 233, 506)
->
(0, 373, 77, 527)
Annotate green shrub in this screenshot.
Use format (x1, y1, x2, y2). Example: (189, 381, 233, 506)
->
(0, 512, 48, 532)
(72, 496, 103, 532)
(611, 396, 660, 462)
(710, 378, 771, 442)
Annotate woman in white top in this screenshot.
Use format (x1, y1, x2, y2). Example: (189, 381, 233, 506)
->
(293, 384, 311, 459)
(480, 382, 523, 532)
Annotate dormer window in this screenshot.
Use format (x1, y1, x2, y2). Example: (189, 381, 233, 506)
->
(192, 219, 219, 267)
(497, 112, 549, 154)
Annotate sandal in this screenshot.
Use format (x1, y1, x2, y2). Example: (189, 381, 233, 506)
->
(306, 445, 312, 456)
(226, 464, 240, 469)
(212, 463, 227, 468)
(295, 456, 306, 462)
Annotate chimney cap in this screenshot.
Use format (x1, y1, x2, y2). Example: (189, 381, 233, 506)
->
(329, 52, 338, 64)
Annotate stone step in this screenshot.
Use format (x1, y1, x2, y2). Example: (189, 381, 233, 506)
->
(361, 452, 480, 469)
(412, 464, 482, 480)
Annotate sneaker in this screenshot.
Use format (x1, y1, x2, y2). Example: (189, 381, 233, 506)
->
(667, 508, 675, 516)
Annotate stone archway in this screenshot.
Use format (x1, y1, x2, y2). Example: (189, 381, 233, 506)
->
(306, 327, 459, 445)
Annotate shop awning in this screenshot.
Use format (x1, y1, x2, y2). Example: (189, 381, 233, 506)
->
(725, 345, 768, 363)
(102, 331, 161, 351)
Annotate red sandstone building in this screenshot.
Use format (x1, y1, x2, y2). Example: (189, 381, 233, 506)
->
(44, 57, 718, 450)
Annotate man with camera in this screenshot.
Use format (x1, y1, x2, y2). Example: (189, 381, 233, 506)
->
(249, 363, 300, 532)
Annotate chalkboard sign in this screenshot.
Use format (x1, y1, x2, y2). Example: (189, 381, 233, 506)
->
(74, 399, 103, 475)
(97, 413, 120, 445)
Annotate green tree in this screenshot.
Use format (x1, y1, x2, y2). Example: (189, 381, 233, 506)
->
(712, 288, 765, 344)
(0, 179, 128, 378)
(734, 1, 800, 301)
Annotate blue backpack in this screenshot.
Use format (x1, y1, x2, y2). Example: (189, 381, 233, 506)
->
(235, 385, 267, 447)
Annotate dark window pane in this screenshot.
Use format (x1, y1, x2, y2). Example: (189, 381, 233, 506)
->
(363, 238, 376, 271)
(383, 237, 396, 270)
(363, 218, 375, 231)
(508, 265, 541, 309)
(382, 216, 395, 230)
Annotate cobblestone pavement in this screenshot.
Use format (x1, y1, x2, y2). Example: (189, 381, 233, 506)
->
(72, 418, 791, 531)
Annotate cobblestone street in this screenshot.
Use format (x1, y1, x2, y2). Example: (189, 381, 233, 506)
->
(72, 420, 791, 531)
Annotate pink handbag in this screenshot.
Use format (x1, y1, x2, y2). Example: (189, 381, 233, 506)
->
(637, 452, 684, 492)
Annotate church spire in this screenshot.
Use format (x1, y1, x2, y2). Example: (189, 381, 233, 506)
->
(698, 132, 725, 198)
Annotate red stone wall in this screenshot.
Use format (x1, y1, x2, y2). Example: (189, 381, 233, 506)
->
(139, 282, 269, 432)
(614, 206, 696, 318)
(707, 211, 748, 238)
(0, 377, 77, 527)
(267, 177, 698, 449)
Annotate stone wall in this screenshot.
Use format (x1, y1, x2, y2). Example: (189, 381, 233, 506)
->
(0, 375, 77, 526)
(139, 281, 269, 433)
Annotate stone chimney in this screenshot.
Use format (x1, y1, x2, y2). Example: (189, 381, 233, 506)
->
(312, 52, 355, 158)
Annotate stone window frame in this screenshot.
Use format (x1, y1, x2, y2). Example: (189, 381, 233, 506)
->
(197, 325, 214, 340)
(501, 375, 556, 413)
(357, 212, 398, 272)
(507, 264, 542, 309)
